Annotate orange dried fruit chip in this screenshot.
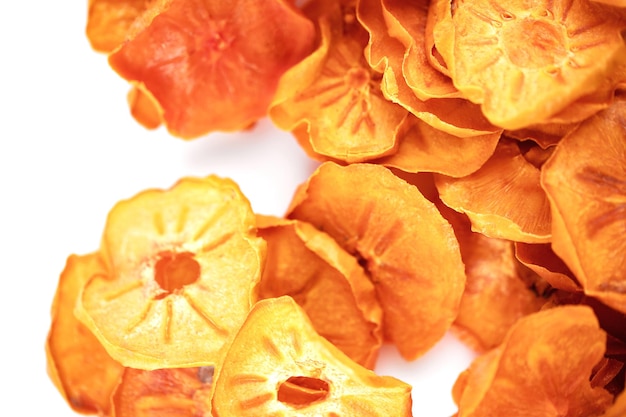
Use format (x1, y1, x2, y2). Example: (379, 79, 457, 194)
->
(358, 0, 500, 138)
(256, 215, 383, 369)
(541, 98, 626, 314)
(211, 296, 413, 416)
(514, 242, 581, 292)
(379, 0, 460, 100)
(46, 253, 124, 415)
(286, 161, 466, 360)
(75, 176, 266, 369)
(434, 137, 552, 243)
(373, 114, 501, 178)
(108, 0, 316, 139)
(86, 0, 148, 53)
(454, 305, 613, 417)
(112, 366, 214, 417)
(269, 3, 408, 163)
(440, 0, 626, 129)
(450, 218, 547, 353)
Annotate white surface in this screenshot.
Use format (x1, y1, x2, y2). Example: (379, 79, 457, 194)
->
(1, 3, 475, 416)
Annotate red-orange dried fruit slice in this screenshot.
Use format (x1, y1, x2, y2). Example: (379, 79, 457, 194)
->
(75, 176, 266, 369)
(541, 99, 626, 314)
(112, 366, 213, 417)
(358, 0, 500, 138)
(211, 296, 413, 416)
(373, 114, 501, 178)
(454, 306, 613, 417)
(603, 387, 626, 417)
(46, 253, 124, 415)
(127, 83, 163, 130)
(286, 162, 466, 360)
(269, 3, 407, 163)
(505, 121, 580, 149)
(450, 217, 547, 353)
(86, 0, 149, 53)
(256, 215, 383, 369)
(440, 0, 626, 129)
(108, 0, 316, 139)
(514, 242, 581, 292)
(435, 137, 552, 243)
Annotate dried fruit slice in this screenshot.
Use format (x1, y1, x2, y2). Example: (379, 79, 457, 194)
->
(454, 306, 613, 417)
(46, 253, 124, 415)
(112, 366, 214, 417)
(514, 242, 581, 292)
(358, 0, 499, 138)
(75, 176, 266, 369)
(441, 0, 626, 129)
(269, 3, 407, 163)
(256, 215, 383, 369)
(435, 137, 552, 243)
(86, 0, 148, 53)
(373, 114, 501, 178)
(450, 218, 547, 353)
(108, 0, 316, 138)
(211, 296, 412, 416)
(541, 99, 626, 314)
(286, 162, 466, 360)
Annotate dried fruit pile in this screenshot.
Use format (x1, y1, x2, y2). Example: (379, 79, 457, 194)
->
(47, 0, 626, 415)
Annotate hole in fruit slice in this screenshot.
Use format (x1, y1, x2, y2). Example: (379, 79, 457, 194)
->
(277, 376, 330, 407)
(154, 251, 200, 294)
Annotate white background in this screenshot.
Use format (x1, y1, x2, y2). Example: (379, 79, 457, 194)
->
(0, 3, 475, 415)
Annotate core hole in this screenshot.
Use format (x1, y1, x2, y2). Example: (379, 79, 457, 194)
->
(154, 251, 200, 294)
(277, 376, 330, 407)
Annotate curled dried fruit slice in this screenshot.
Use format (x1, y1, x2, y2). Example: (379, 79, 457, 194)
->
(108, 0, 316, 138)
(76, 176, 266, 369)
(358, 0, 499, 138)
(435, 137, 552, 243)
(256, 215, 383, 369)
(373, 114, 501, 178)
(211, 296, 412, 416)
(86, 0, 148, 53)
(450, 217, 547, 352)
(287, 162, 466, 360)
(514, 242, 580, 292)
(441, 0, 626, 129)
(378, 0, 460, 99)
(112, 366, 214, 417)
(541, 99, 626, 314)
(46, 253, 124, 415)
(454, 306, 613, 417)
(269, 3, 407, 163)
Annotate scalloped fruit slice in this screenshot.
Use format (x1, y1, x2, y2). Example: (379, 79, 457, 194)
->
(286, 162, 466, 361)
(434, 137, 552, 243)
(441, 0, 626, 129)
(269, 3, 407, 163)
(112, 366, 214, 417)
(75, 176, 266, 369)
(211, 296, 413, 417)
(86, 0, 149, 53)
(540, 99, 626, 314)
(373, 114, 501, 178)
(108, 0, 315, 139)
(453, 305, 613, 417)
(256, 215, 383, 369)
(46, 253, 125, 415)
